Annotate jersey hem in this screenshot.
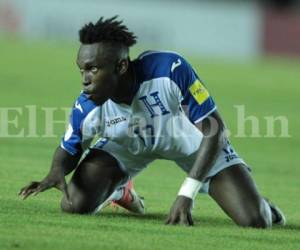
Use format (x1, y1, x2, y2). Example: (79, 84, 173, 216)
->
(60, 142, 76, 156)
(193, 106, 217, 124)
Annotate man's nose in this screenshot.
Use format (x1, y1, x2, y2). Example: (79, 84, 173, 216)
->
(82, 72, 92, 85)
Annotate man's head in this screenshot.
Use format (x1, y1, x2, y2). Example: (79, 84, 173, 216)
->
(77, 16, 137, 105)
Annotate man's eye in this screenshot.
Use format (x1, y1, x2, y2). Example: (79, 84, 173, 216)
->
(79, 69, 84, 74)
(91, 67, 99, 73)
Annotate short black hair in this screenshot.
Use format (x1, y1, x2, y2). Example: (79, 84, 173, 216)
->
(79, 16, 137, 47)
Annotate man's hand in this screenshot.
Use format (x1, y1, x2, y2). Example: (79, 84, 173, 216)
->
(19, 146, 81, 202)
(18, 171, 70, 201)
(165, 196, 194, 226)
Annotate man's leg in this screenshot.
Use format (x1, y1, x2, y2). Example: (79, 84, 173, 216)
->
(61, 149, 127, 214)
(208, 164, 274, 228)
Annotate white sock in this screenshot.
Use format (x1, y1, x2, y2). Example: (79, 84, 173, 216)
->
(110, 187, 124, 201)
(262, 199, 273, 227)
(92, 187, 124, 214)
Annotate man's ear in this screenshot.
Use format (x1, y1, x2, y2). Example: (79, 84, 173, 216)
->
(116, 59, 129, 75)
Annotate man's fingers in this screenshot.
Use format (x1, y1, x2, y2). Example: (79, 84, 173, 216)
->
(20, 180, 54, 199)
(179, 212, 190, 226)
(18, 187, 26, 196)
(187, 212, 194, 226)
(19, 182, 40, 198)
(36, 181, 52, 193)
(166, 212, 193, 226)
(21, 189, 37, 200)
(32, 184, 47, 196)
(19, 182, 39, 196)
(19, 178, 63, 200)
(165, 216, 171, 225)
(165, 197, 194, 226)
(19, 188, 27, 196)
(165, 214, 180, 225)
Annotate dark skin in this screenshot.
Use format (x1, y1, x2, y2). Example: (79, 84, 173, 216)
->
(19, 42, 133, 201)
(165, 111, 273, 227)
(19, 42, 218, 207)
(77, 42, 134, 105)
(19, 42, 272, 227)
(19, 146, 80, 202)
(165, 111, 225, 226)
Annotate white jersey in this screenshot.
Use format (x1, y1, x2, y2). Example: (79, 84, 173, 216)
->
(61, 51, 219, 175)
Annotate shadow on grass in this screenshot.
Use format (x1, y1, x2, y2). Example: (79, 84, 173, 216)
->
(99, 211, 232, 227)
(275, 223, 300, 231)
(99, 211, 300, 231)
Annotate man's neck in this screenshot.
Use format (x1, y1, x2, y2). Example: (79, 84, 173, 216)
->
(111, 62, 136, 105)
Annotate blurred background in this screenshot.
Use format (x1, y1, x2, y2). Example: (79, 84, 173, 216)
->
(0, 1, 299, 180)
(1, 0, 300, 59)
(0, 0, 299, 188)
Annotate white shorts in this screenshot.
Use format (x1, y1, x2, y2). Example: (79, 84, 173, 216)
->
(92, 138, 247, 194)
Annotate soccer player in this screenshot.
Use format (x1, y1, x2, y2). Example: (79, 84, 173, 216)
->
(19, 16, 285, 228)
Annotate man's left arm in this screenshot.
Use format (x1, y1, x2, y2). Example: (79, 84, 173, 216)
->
(166, 110, 225, 226)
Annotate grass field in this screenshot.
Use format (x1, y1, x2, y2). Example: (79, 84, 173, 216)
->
(0, 38, 299, 250)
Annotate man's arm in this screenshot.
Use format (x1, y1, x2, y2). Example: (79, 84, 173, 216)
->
(166, 111, 225, 226)
(19, 93, 98, 201)
(19, 146, 81, 201)
(189, 111, 225, 181)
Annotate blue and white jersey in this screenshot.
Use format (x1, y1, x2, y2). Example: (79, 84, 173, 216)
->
(61, 51, 217, 161)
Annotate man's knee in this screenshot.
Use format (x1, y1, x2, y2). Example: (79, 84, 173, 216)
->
(60, 197, 73, 213)
(238, 214, 271, 228)
(60, 195, 97, 214)
(237, 200, 272, 228)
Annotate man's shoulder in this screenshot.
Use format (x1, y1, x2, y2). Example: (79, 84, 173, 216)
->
(137, 50, 182, 61)
(134, 50, 187, 83)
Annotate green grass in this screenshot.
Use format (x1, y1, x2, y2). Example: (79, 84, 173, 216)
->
(0, 38, 300, 250)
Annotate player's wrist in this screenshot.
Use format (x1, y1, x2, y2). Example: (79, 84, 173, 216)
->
(177, 177, 203, 200)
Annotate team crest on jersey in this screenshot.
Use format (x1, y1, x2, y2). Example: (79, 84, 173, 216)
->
(189, 80, 210, 105)
(139, 91, 170, 118)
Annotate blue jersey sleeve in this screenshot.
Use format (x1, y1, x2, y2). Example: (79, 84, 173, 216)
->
(60, 93, 97, 155)
(170, 56, 216, 123)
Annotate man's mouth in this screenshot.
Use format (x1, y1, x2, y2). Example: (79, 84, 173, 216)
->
(82, 83, 96, 94)
(83, 89, 93, 95)
(83, 89, 96, 96)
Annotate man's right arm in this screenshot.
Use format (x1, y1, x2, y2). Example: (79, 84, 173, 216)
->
(52, 146, 82, 176)
(19, 146, 81, 200)
(19, 92, 97, 200)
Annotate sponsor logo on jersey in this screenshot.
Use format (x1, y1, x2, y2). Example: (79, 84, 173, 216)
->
(189, 80, 210, 105)
(106, 116, 127, 127)
(64, 123, 73, 141)
(171, 58, 182, 72)
(75, 100, 83, 113)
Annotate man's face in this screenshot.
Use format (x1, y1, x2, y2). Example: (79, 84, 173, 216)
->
(76, 43, 119, 105)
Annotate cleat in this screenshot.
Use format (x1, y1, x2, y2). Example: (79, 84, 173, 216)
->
(265, 199, 286, 226)
(112, 180, 145, 215)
